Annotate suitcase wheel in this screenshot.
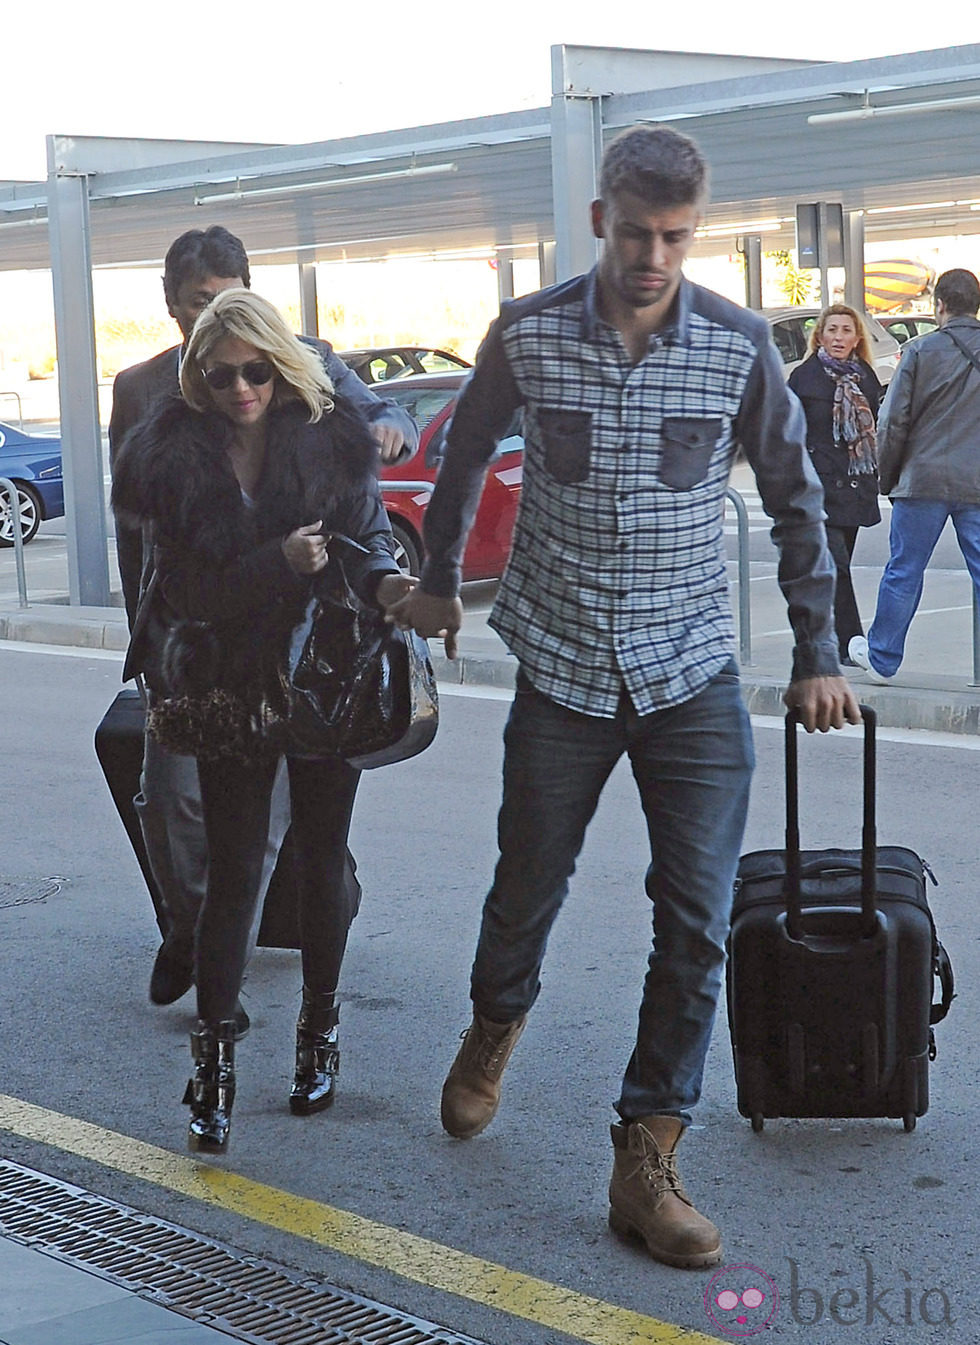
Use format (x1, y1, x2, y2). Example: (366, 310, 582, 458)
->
(751, 1113, 765, 1133)
(903, 1113, 916, 1133)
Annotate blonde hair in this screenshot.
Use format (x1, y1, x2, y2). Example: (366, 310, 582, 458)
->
(809, 303, 872, 364)
(180, 288, 334, 421)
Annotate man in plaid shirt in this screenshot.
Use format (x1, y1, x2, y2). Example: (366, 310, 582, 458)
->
(391, 125, 859, 1268)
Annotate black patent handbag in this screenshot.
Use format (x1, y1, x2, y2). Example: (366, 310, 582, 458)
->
(283, 534, 439, 769)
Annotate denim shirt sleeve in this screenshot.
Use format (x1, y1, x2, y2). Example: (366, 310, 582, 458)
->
(419, 315, 522, 596)
(736, 338, 842, 681)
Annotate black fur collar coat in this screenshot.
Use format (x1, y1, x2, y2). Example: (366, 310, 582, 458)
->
(111, 395, 399, 759)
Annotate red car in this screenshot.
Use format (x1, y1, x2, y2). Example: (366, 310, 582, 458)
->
(377, 372, 523, 580)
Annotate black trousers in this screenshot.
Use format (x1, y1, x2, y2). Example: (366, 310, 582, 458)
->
(826, 524, 863, 658)
(195, 753, 361, 1023)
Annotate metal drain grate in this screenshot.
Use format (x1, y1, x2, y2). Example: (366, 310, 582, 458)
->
(0, 1162, 487, 1345)
(0, 876, 67, 909)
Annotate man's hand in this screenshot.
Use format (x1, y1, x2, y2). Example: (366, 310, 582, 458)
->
(385, 588, 463, 659)
(370, 421, 407, 464)
(783, 676, 862, 733)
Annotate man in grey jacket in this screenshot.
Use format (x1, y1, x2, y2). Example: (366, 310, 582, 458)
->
(850, 268, 980, 682)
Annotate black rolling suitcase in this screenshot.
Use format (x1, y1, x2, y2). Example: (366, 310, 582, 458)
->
(95, 687, 169, 936)
(95, 688, 361, 950)
(726, 707, 954, 1132)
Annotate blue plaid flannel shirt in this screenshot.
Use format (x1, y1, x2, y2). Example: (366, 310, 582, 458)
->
(420, 270, 840, 718)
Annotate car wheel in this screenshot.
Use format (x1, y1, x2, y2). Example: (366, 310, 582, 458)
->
(390, 520, 422, 576)
(0, 482, 41, 546)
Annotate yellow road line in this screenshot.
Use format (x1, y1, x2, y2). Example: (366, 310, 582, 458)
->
(0, 1094, 723, 1345)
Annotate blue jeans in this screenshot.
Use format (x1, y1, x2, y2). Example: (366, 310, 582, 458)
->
(868, 499, 980, 676)
(469, 662, 755, 1124)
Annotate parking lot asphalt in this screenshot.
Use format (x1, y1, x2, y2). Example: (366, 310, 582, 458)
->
(1, 569, 977, 1343)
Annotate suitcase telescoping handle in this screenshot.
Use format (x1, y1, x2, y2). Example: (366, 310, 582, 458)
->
(784, 705, 877, 940)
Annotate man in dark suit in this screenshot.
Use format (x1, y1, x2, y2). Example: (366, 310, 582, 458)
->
(110, 226, 417, 623)
(110, 225, 419, 1010)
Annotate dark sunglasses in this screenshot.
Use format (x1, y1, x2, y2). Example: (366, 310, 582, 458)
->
(202, 359, 275, 390)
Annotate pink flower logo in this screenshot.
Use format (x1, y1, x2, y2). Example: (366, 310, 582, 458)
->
(704, 1263, 780, 1337)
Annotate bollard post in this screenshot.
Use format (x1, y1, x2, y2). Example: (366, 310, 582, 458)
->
(725, 487, 752, 666)
(0, 477, 29, 608)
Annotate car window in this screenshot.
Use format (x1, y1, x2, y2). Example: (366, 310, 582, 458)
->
(799, 316, 818, 347)
(379, 386, 458, 431)
(418, 351, 466, 373)
(770, 321, 800, 364)
(886, 321, 915, 344)
(368, 354, 412, 382)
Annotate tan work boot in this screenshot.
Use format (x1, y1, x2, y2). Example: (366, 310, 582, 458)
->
(608, 1115, 722, 1269)
(440, 1013, 527, 1138)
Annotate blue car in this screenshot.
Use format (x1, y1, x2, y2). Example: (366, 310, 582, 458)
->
(0, 421, 64, 545)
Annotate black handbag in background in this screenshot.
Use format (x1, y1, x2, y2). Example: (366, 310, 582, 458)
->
(284, 535, 439, 769)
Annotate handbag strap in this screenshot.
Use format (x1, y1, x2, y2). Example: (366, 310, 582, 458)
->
(323, 531, 370, 556)
(943, 325, 980, 376)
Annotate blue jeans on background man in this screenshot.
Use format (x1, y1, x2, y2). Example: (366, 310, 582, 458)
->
(469, 661, 755, 1126)
(868, 499, 980, 676)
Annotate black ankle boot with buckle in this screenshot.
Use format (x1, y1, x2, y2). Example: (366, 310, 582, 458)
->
(289, 989, 340, 1116)
(183, 1020, 237, 1153)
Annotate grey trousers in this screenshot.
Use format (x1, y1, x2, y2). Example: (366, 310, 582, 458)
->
(135, 733, 290, 950)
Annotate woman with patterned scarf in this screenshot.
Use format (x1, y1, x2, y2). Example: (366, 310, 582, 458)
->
(788, 304, 884, 664)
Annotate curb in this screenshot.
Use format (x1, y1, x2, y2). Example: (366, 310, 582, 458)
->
(740, 676, 980, 735)
(0, 606, 130, 652)
(2, 605, 979, 735)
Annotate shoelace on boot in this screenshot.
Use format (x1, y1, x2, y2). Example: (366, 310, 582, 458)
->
(462, 1024, 515, 1077)
(632, 1133, 692, 1207)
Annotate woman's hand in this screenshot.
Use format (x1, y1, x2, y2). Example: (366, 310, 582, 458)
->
(376, 571, 418, 611)
(282, 521, 328, 575)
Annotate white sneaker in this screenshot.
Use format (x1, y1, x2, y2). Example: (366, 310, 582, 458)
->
(847, 635, 896, 684)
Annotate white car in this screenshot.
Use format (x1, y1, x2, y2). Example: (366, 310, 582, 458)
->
(763, 307, 901, 385)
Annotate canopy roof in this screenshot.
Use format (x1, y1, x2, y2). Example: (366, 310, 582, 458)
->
(3, 43, 980, 272)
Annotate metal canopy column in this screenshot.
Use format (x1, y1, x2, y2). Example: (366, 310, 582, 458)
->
(739, 235, 763, 309)
(844, 211, 867, 313)
(550, 46, 602, 282)
(299, 257, 319, 337)
(46, 140, 109, 606)
(495, 251, 515, 305)
(538, 240, 557, 288)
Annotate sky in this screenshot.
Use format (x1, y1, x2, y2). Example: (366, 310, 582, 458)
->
(4, 3, 979, 183)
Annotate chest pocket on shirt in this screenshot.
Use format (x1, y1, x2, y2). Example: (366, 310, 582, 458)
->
(660, 416, 724, 491)
(538, 408, 592, 484)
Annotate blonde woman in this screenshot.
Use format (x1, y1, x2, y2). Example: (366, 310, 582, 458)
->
(788, 304, 883, 663)
(113, 289, 411, 1151)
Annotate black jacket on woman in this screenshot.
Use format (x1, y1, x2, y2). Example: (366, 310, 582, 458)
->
(787, 353, 883, 529)
(112, 394, 400, 759)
